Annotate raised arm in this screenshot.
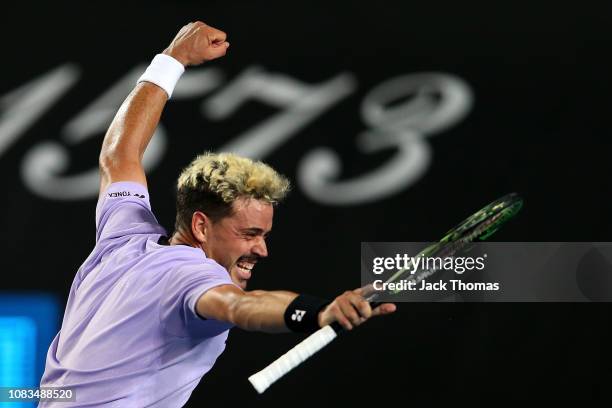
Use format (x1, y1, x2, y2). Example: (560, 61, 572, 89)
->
(98, 21, 230, 193)
(197, 285, 397, 334)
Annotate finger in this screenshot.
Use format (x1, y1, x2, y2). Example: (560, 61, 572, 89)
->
(338, 299, 362, 326)
(207, 27, 227, 44)
(348, 296, 372, 320)
(206, 42, 230, 60)
(371, 303, 397, 317)
(335, 313, 353, 331)
(358, 284, 376, 298)
(348, 291, 372, 319)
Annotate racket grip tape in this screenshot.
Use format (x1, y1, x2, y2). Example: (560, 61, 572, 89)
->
(248, 300, 383, 393)
(248, 325, 338, 393)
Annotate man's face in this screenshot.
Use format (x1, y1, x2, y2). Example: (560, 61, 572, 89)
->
(202, 197, 273, 289)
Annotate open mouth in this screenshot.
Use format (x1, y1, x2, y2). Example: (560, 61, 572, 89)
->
(235, 259, 256, 280)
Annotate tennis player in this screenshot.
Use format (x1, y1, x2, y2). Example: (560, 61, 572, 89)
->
(39, 21, 396, 407)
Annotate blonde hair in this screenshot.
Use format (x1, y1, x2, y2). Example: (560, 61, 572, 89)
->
(175, 152, 290, 229)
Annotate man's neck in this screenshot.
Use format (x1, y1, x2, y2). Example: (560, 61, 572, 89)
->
(169, 230, 198, 248)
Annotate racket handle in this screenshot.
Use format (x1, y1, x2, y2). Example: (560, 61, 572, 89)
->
(248, 324, 339, 394)
(248, 300, 383, 393)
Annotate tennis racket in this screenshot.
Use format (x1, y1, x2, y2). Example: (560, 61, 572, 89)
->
(248, 193, 523, 393)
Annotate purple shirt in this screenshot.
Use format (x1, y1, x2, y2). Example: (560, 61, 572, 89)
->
(40, 181, 237, 407)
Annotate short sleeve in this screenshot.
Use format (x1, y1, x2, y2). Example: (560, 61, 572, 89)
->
(160, 261, 240, 338)
(95, 181, 166, 243)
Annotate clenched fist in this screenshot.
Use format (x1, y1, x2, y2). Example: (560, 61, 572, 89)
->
(163, 21, 229, 66)
(318, 288, 396, 330)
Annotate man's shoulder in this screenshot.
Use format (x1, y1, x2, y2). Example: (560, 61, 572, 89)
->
(151, 243, 227, 274)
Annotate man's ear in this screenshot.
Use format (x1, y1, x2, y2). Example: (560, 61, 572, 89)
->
(191, 211, 211, 244)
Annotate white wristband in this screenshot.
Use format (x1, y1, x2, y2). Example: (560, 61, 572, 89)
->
(137, 54, 185, 98)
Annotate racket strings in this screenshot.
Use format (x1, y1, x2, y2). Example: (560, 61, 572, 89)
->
(384, 206, 513, 295)
(368, 196, 522, 299)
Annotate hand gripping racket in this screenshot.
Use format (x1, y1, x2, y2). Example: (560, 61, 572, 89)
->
(248, 193, 523, 393)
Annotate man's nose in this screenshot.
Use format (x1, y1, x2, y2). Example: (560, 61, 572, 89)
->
(252, 237, 268, 258)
